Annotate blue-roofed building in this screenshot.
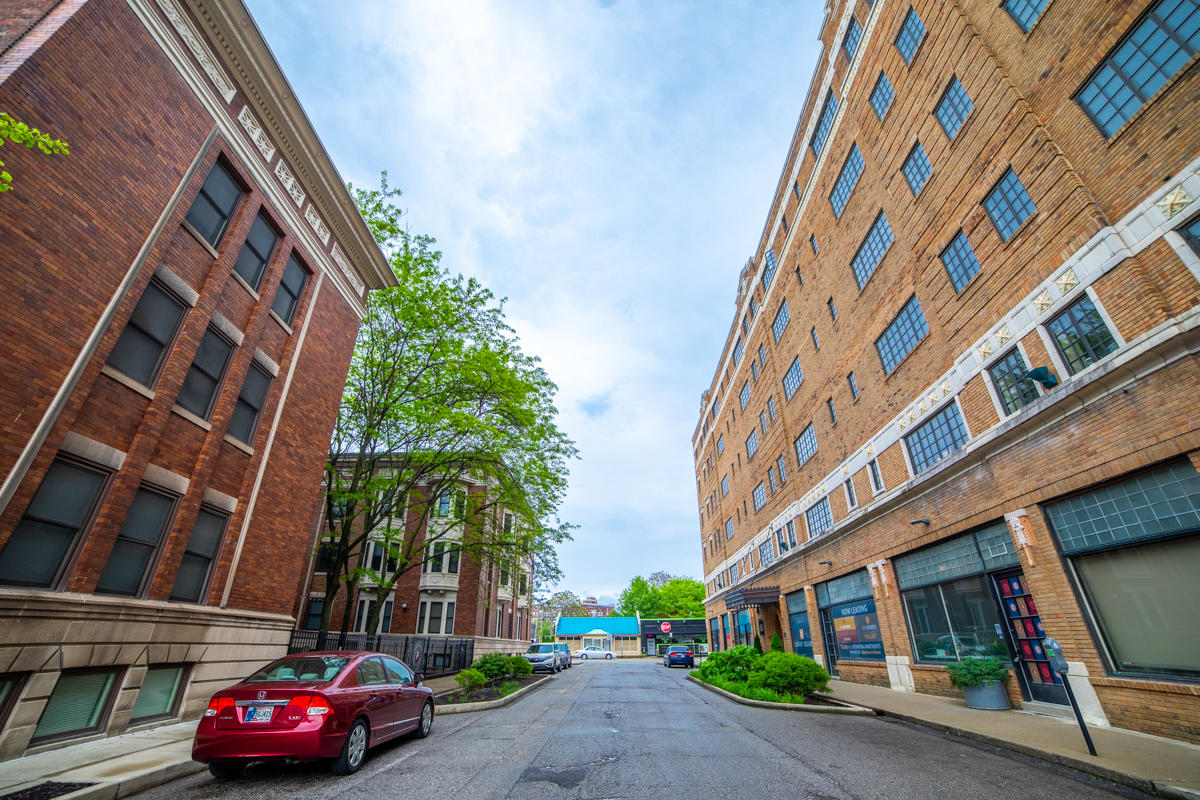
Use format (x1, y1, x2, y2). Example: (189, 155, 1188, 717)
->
(555, 616, 642, 658)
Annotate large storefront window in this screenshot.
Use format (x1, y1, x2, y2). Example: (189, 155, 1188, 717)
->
(1045, 460, 1200, 681)
(709, 617, 721, 652)
(816, 571, 883, 664)
(735, 610, 752, 647)
(785, 590, 814, 659)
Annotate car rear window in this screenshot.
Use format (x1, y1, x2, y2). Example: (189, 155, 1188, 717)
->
(247, 656, 349, 682)
(669, 647, 689, 653)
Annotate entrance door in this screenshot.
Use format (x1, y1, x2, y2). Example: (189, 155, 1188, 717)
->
(992, 571, 1067, 704)
(789, 610, 814, 659)
(818, 609, 839, 677)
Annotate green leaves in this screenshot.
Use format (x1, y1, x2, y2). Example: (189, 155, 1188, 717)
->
(615, 574, 706, 618)
(0, 112, 69, 193)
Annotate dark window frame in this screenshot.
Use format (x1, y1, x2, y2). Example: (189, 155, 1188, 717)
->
(184, 159, 245, 249)
(105, 279, 189, 388)
(95, 484, 179, 598)
(129, 662, 190, 724)
(232, 211, 282, 291)
(176, 326, 235, 421)
(30, 666, 124, 746)
(271, 253, 311, 326)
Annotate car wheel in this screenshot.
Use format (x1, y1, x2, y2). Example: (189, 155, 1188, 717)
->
(331, 718, 369, 775)
(208, 761, 245, 779)
(605, 654, 613, 660)
(580, 653, 588, 660)
(412, 699, 433, 739)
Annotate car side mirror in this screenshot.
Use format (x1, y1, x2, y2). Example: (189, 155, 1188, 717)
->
(416, 673, 424, 685)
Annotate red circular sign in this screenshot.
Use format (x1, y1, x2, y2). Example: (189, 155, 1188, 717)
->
(660, 622, 671, 633)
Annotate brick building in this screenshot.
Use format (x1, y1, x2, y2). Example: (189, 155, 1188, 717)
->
(296, 472, 534, 653)
(694, 0, 1200, 743)
(0, 0, 392, 759)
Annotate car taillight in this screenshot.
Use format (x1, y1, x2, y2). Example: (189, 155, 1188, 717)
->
(204, 696, 234, 717)
(287, 694, 332, 716)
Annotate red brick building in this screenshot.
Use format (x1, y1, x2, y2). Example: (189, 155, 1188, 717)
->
(695, 0, 1200, 743)
(0, 0, 392, 759)
(296, 474, 534, 651)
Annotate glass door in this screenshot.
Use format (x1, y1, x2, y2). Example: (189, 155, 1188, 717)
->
(819, 608, 839, 676)
(992, 571, 1067, 704)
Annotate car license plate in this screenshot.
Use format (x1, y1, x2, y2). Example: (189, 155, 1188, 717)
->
(244, 705, 274, 723)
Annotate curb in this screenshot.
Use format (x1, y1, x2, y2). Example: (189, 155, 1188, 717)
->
(686, 675, 876, 715)
(434, 674, 554, 714)
(45, 758, 207, 800)
(831, 697, 1196, 800)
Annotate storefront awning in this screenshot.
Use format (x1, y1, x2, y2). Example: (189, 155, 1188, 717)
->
(724, 586, 780, 610)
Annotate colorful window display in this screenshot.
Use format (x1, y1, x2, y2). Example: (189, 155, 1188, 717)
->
(817, 571, 884, 662)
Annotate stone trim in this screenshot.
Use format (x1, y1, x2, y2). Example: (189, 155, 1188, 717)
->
(142, 462, 190, 495)
(58, 432, 127, 471)
(153, 262, 199, 306)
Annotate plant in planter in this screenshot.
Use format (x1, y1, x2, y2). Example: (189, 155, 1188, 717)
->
(944, 656, 1012, 710)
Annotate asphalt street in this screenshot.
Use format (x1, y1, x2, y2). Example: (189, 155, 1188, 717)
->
(131, 659, 1155, 800)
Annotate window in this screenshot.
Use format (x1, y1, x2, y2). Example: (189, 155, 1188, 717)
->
(827, 397, 837, 424)
(185, 161, 243, 247)
(369, 540, 398, 574)
(984, 168, 1036, 241)
(805, 497, 833, 538)
(107, 281, 188, 387)
(436, 490, 451, 517)
(759, 410, 768, 435)
(851, 211, 894, 289)
(725, 518, 734, 540)
(810, 91, 839, 156)
(739, 380, 751, 410)
(233, 213, 280, 290)
(170, 507, 227, 603)
(940, 230, 982, 292)
(793, 180, 802, 200)
(844, 478, 857, 509)
(32, 669, 119, 743)
(794, 423, 818, 467)
(827, 296, 837, 321)
(742, 316, 749, 336)
(177, 327, 233, 420)
(767, 466, 778, 493)
(1076, 0, 1200, 138)
(782, 356, 804, 400)
(751, 360, 759, 382)
(1183, 214, 1200, 254)
(0, 460, 107, 589)
(228, 364, 271, 444)
(786, 519, 798, 547)
(130, 665, 184, 722)
(843, 16, 862, 58)
(732, 337, 744, 365)
(906, 402, 970, 474)
(781, 216, 789, 233)
(901, 142, 932, 195)
(902, 574, 1009, 664)
(758, 538, 775, 568)
(869, 459, 885, 493)
(729, 564, 739, 584)
(746, 429, 759, 460)
(1047, 294, 1119, 374)
(895, 7, 927, 65)
(810, 234, 819, 254)
(763, 248, 778, 289)
(721, 475, 729, 496)
(848, 372, 860, 399)
(870, 71, 894, 120)
(876, 295, 929, 373)
(810, 327, 820, 349)
(753, 482, 766, 511)
(748, 296, 757, 318)
(935, 77, 974, 140)
(758, 344, 766, 367)
(767, 395, 777, 420)
(776, 527, 789, 554)
(448, 545, 460, 574)
(989, 348, 1040, 415)
(95, 486, 175, 596)
(1003, 0, 1049, 32)
(772, 301, 791, 342)
(777, 455, 788, 484)
(271, 254, 309, 325)
(304, 597, 324, 630)
(717, 435, 725, 455)
(829, 144, 864, 218)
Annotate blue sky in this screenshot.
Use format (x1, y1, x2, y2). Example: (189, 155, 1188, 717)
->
(244, 0, 823, 603)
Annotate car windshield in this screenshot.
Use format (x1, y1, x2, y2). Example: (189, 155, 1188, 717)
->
(247, 656, 350, 682)
(526, 644, 553, 654)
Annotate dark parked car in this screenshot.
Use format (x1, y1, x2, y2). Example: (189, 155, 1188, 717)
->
(663, 646, 695, 668)
(192, 651, 433, 778)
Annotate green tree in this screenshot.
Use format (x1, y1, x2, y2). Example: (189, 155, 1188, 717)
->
(616, 574, 705, 618)
(658, 578, 706, 617)
(616, 576, 665, 618)
(317, 174, 576, 633)
(0, 112, 68, 193)
(542, 590, 587, 619)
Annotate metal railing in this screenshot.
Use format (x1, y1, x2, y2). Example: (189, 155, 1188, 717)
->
(288, 629, 475, 678)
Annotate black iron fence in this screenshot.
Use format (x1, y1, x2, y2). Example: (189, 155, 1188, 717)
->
(288, 630, 475, 679)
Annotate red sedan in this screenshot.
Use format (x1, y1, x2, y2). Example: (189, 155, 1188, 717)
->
(193, 651, 433, 777)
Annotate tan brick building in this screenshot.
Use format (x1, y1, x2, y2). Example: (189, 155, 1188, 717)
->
(694, 0, 1200, 743)
(0, 0, 392, 759)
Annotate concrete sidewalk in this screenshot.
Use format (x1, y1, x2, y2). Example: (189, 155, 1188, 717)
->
(827, 679, 1200, 799)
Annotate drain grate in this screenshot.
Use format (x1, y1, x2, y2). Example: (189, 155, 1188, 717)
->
(0, 782, 96, 800)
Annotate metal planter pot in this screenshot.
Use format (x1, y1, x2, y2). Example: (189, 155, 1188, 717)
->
(961, 680, 1011, 710)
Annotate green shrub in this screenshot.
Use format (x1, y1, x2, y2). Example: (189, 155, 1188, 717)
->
(697, 645, 760, 683)
(455, 668, 486, 692)
(508, 655, 533, 676)
(944, 656, 1010, 689)
(769, 633, 784, 653)
(750, 651, 830, 696)
(703, 672, 803, 704)
(499, 681, 521, 697)
(753, 635, 763, 654)
(471, 653, 513, 682)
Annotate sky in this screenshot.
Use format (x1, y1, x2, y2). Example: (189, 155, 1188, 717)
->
(244, 0, 824, 603)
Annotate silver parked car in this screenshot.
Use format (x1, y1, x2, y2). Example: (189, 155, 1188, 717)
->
(523, 643, 570, 673)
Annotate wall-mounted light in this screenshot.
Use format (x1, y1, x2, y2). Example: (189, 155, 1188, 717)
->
(910, 517, 931, 526)
(818, 560, 833, 566)
(401, 602, 408, 611)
